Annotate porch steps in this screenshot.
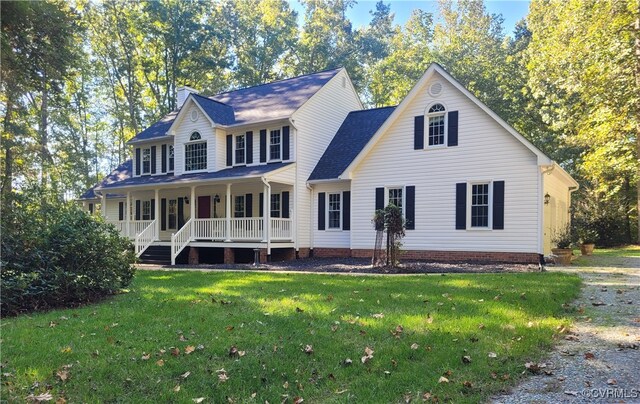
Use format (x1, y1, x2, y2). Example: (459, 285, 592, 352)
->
(139, 245, 171, 265)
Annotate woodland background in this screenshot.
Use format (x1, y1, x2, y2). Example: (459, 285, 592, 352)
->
(1, 0, 639, 245)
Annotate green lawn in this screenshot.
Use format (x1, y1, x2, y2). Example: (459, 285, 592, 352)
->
(572, 244, 640, 267)
(1, 270, 581, 403)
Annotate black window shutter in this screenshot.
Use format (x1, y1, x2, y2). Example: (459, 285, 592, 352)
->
(245, 193, 253, 217)
(150, 199, 155, 220)
(342, 191, 351, 230)
(226, 135, 233, 166)
(135, 148, 141, 175)
(246, 131, 253, 164)
(414, 116, 424, 150)
(282, 191, 290, 218)
(455, 183, 467, 230)
(89, 203, 94, 214)
(177, 198, 185, 229)
(448, 111, 459, 146)
(283, 126, 290, 160)
(135, 200, 141, 220)
(161, 198, 167, 230)
(260, 130, 267, 162)
(375, 187, 384, 210)
(161, 144, 167, 173)
(406, 186, 415, 230)
(259, 192, 264, 217)
(119, 201, 124, 221)
(318, 192, 326, 230)
(493, 181, 505, 230)
(151, 146, 157, 174)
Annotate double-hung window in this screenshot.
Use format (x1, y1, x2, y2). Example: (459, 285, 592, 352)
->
(168, 199, 177, 229)
(270, 194, 281, 218)
(234, 195, 245, 218)
(142, 148, 151, 174)
(427, 103, 446, 147)
(269, 129, 281, 161)
(387, 187, 403, 214)
(235, 134, 245, 165)
(168, 145, 175, 172)
(328, 193, 341, 229)
(470, 183, 490, 228)
(142, 200, 151, 221)
(185, 132, 207, 171)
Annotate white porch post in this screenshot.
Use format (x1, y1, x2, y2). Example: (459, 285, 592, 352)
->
(225, 183, 231, 241)
(126, 192, 131, 238)
(262, 182, 269, 242)
(190, 186, 196, 238)
(154, 189, 160, 240)
(101, 194, 107, 219)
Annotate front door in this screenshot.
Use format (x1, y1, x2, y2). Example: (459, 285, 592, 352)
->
(198, 196, 211, 219)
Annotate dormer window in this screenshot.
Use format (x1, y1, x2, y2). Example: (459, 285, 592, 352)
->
(269, 129, 281, 161)
(427, 103, 446, 147)
(168, 145, 175, 172)
(185, 131, 207, 171)
(142, 148, 151, 174)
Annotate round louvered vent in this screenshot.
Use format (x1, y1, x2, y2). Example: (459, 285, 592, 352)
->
(190, 109, 199, 122)
(429, 82, 443, 97)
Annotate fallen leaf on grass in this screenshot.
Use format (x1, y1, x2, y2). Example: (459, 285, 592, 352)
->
(372, 313, 384, 319)
(26, 392, 53, 402)
(179, 335, 188, 341)
(185, 346, 195, 355)
(60, 346, 72, 354)
(141, 353, 150, 360)
(391, 325, 404, 338)
(488, 352, 497, 358)
(584, 352, 595, 360)
(156, 359, 165, 366)
(173, 385, 181, 392)
(56, 370, 69, 382)
(342, 358, 353, 366)
(225, 326, 234, 332)
(181, 371, 191, 379)
(361, 347, 374, 364)
(331, 324, 339, 332)
(171, 347, 180, 357)
(293, 397, 304, 404)
(478, 323, 485, 330)
(283, 381, 289, 389)
(192, 398, 205, 403)
(462, 355, 471, 364)
(303, 345, 314, 355)
(49, 321, 57, 328)
(462, 381, 473, 388)
(438, 376, 449, 383)
(411, 343, 419, 350)
(217, 370, 229, 382)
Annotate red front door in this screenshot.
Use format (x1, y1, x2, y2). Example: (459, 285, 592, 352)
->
(197, 196, 211, 218)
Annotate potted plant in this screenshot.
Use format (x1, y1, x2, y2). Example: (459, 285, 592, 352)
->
(577, 224, 597, 256)
(551, 225, 574, 265)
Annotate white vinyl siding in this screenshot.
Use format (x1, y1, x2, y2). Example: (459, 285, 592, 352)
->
(543, 170, 572, 255)
(312, 182, 351, 248)
(294, 69, 362, 249)
(351, 71, 540, 253)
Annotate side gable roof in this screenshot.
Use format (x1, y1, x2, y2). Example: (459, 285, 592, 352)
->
(309, 106, 396, 181)
(128, 68, 342, 143)
(78, 159, 132, 200)
(341, 63, 554, 179)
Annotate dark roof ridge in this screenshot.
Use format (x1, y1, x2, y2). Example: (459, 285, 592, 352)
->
(212, 67, 343, 97)
(348, 105, 397, 114)
(191, 92, 231, 107)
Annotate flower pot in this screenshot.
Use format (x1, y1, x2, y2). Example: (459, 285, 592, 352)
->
(551, 248, 573, 266)
(580, 243, 595, 256)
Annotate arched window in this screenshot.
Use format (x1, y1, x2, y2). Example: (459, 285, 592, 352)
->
(185, 131, 206, 171)
(427, 103, 446, 146)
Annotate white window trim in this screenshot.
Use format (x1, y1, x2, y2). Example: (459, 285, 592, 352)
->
(184, 137, 207, 173)
(168, 144, 175, 173)
(425, 102, 448, 149)
(268, 128, 282, 162)
(141, 147, 152, 175)
(384, 186, 406, 218)
(142, 200, 151, 221)
(466, 180, 493, 231)
(234, 134, 246, 166)
(270, 193, 281, 218)
(326, 192, 342, 231)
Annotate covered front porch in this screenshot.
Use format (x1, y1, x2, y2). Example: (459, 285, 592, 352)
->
(100, 176, 294, 265)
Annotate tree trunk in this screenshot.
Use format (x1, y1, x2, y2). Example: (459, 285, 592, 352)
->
(39, 73, 50, 187)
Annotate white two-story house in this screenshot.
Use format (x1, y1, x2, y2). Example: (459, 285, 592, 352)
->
(80, 64, 578, 265)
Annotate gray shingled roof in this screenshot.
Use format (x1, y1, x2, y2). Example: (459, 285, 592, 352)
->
(309, 106, 396, 181)
(128, 68, 342, 143)
(97, 163, 292, 190)
(79, 159, 132, 200)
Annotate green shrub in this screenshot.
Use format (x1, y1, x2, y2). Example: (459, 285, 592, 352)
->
(1, 188, 135, 316)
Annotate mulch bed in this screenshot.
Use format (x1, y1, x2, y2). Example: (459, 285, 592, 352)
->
(166, 257, 541, 274)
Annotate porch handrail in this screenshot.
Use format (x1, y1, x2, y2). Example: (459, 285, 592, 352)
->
(229, 218, 263, 240)
(135, 219, 157, 257)
(171, 219, 193, 265)
(270, 218, 292, 240)
(193, 218, 226, 240)
(131, 220, 153, 238)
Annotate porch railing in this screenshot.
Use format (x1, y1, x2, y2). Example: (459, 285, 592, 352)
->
(230, 218, 264, 240)
(193, 218, 226, 240)
(171, 218, 193, 265)
(270, 218, 292, 240)
(135, 219, 157, 257)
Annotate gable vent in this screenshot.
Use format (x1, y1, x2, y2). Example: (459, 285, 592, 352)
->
(190, 109, 199, 122)
(429, 82, 443, 97)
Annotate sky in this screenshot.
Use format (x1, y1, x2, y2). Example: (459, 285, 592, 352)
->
(291, 1, 531, 36)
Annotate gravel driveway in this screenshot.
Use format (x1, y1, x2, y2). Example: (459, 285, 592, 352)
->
(492, 254, 640, 403)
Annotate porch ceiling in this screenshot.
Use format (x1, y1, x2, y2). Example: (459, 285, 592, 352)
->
(96, 162, 294, 191)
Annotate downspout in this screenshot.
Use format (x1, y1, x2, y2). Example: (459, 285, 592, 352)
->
(289, 117, 299, 254)
(306, 183, 314, 254)
(538, 164, 555, 269)
(261, 176, 271, 256)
